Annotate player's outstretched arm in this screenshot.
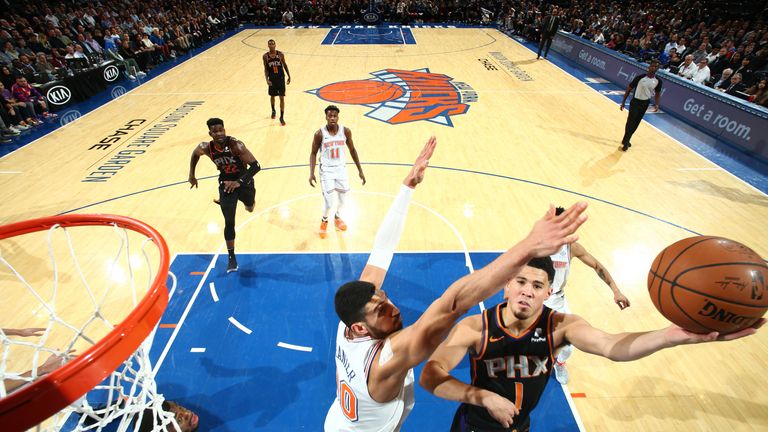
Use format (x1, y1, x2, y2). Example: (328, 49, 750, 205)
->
(572, 242, 630, 309)
(561, 314, 765, 362)
(358, 136, 436, 288)
(420, 317, 520, 428)
(1, 328, 46, 337)
(383, 202, 588, 375)
(2, 350, 75, 394)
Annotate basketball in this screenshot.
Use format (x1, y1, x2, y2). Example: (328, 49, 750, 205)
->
(648, 236, 768, 334)
(317, 80, 405, 104)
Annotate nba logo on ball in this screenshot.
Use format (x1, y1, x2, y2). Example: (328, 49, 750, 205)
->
(648, 236, 768, 333)
(307, 68, 477, 126)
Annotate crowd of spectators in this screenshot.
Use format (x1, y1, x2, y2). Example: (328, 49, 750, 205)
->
(1, 0, 766, 140)
(0, 0, 243, 140)
(243, 0, 500, 27)
(498, 0, 768, 107)
(0, 0, 505, 140)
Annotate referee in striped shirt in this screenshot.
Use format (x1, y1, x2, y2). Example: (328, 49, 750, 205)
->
(620, 60, 663, 151)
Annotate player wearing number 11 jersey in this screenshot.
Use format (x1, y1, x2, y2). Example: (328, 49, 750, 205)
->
(309, 105, 366, 239)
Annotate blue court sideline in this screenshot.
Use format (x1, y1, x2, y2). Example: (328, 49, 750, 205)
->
(149, 252, 580, 431)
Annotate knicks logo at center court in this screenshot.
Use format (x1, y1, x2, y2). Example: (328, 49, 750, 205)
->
(307, 68, 477, 126)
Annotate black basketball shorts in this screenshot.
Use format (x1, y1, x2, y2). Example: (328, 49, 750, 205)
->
(268, 81, 286, 97)
(218, 181, 255, 208)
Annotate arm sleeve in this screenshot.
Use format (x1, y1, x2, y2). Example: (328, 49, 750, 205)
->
(367, 185, 414, 270)
(238, 160, 261, 183)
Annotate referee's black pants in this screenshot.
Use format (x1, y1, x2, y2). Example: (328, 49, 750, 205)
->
(622, 97, 650, 145)
(537, 34, 554, 58)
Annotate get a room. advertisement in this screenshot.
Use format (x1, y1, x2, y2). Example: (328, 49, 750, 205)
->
(551, 32, 768, 161)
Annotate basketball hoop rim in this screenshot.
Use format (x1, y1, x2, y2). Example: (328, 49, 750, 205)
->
(0, 214, 170, 432)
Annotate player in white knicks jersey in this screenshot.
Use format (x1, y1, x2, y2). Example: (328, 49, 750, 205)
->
(326, 317, 416, 432)
(326, 137, 590, 431)
(545, 206, 631, 385)
(310, 105, 366, 239)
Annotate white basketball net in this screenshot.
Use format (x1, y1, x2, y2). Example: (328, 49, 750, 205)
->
(0, 221, 180, 431)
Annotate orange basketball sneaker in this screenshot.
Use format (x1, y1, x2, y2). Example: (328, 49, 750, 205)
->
(334, 217, 347, 231)
(319, 219, 328, 239)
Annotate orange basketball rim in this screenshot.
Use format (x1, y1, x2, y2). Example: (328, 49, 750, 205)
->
(0, 214, 170, 432)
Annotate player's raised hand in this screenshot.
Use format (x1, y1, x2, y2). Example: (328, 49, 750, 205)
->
(523, 202, 588, 258)
(614, 291, 631, 310)
(403, 136, 436, 189)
